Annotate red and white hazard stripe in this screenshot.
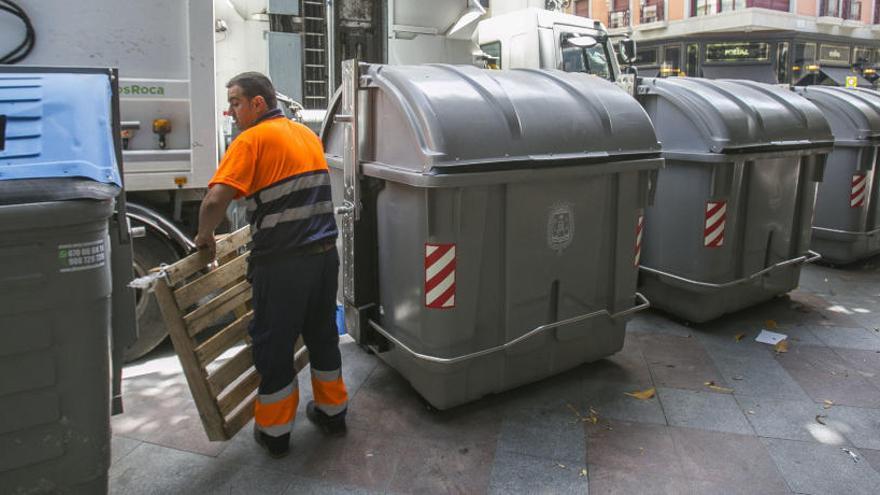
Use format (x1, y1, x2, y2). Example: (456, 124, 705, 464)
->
(704, 200, 726, 248)
(425, 243, 456, 309)
(634, 213, 644, 266)
(851, 173, 867, 208)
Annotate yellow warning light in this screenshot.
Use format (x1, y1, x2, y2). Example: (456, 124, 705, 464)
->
(806, 64, 820, 72)
(792, 65, 801, 71)
(153, 118, 172, 150)
(865, 68, 877, 75)
(174, 176, 188, 187)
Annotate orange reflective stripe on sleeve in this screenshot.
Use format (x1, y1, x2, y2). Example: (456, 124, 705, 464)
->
(311, 368, 348, 416)
(254, 382, 299, 435)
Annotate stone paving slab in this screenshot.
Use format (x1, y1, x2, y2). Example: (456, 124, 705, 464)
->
(582, 379, 667, 425)
(487, 449, 588, 495)
(497, 407, 587, 464)
(658, 387, 754, 435)
(735, 396, 849, 445)
(762, 438, 880, 495)
(109, 260, 880, 494)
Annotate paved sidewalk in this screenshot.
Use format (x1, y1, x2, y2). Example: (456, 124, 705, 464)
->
(110, 257, 880, 494)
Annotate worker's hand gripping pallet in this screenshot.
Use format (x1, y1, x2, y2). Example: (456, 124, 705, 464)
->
(152, 226, 308, 441)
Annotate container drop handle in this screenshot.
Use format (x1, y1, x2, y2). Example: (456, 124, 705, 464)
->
(812, 226, 880, 237)
(639, 250, 821, 291)
(365, 292, 650, 365)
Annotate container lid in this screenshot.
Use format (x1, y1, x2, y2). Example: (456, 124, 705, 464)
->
(0, 71, 121, 186)
(793, 86, 880, 143)
(639, 77, 833, 155)
(323, 64, 660, 174)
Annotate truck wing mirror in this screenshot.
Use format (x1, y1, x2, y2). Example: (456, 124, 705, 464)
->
(619, 38, 637, 64)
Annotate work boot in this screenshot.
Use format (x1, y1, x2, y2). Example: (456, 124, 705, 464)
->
(306, 401, 347, 436)
(253, 425, 290, 458)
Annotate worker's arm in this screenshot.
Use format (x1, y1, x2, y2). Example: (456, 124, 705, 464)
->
(194, 184, 238, 259)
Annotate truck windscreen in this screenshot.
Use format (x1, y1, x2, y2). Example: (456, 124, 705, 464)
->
(562, 44, 612, 81)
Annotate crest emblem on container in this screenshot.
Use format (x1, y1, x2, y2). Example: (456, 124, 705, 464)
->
(547, 202, 575, 254)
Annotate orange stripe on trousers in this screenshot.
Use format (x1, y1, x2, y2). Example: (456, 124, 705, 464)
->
(312, 376, 349, 408)
(254, 391, 299, 428)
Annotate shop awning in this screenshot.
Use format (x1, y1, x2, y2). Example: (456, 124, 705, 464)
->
(700, 64, 778, 84)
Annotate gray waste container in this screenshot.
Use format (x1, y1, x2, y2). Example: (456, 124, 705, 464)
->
(637, 78, 833, 323)
(322, 62, 662, 409)
(793, 86, 880, 264)
(0, 69, 130, 494)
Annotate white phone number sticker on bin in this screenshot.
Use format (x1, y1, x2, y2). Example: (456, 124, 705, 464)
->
(58, 240, 106, 273)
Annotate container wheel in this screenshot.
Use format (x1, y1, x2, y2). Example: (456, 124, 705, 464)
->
(418, 394, 438, 413)
(123, 231, 180, 362)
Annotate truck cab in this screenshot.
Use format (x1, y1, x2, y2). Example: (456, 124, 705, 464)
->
(477, 8, 629, 83)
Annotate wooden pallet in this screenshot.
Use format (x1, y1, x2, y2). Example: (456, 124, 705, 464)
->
(152, 227, 309, 441)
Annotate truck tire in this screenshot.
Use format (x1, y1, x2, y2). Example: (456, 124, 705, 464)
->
(124, 231, 180, 362)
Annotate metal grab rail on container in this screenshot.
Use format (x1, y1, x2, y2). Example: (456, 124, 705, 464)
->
(639, 250, 822, 290)
(366, 293, 650, 365)
(812, 226, 880, 236)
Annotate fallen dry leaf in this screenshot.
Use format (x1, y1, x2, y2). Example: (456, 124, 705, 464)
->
(823, 400, 834, 409)
(625, 388, 656, 400)
(704, 381, 734, 393)
(774, 339, 789, 354)
(735, 333, 746, 342)
(816, 415, 827, 425)
(766, 320, 778, 329)
(580, 468, 588, 477)
(567, 403, 601, 424)
(747, 410, 756, 415)
(732, 375, 744, 381)
(556, 463, 567, 469)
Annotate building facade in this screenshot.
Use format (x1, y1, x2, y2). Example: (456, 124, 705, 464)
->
(571, 0, 880, 85)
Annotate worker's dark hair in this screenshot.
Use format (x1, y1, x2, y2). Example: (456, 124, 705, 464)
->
(227, 72, 277, 109)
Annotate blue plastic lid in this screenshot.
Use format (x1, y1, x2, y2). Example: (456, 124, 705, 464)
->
(0, 72, 121, 186)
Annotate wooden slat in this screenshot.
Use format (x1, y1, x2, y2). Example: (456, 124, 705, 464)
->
(217, 368, 261, 417)
(165, 226, 251, 286)
(223, 395, 258, 439)
(174, 253, 248, 309)
(294, 346, 310, 374)
(152, 277, 228, 441)
(184, 280, 252, 337)
(217, 339, 309, 417)
(195, 310, 253, 365)
(207, 345, 254, 396)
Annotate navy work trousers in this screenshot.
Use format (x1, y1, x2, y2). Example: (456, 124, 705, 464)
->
(248, 246, 341, 396)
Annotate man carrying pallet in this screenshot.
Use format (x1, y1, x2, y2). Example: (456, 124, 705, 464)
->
(194, 72, 348, 458)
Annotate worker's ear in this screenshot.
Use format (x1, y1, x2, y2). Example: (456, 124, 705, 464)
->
(252, 95, 266, 110)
